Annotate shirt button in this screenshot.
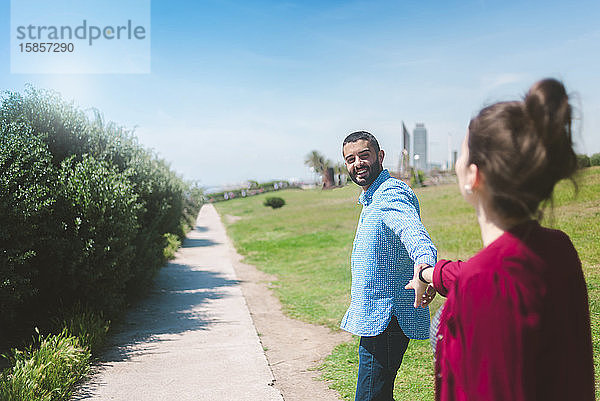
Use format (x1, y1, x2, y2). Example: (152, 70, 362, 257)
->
(437, 334, 443, 340)
(436, 373, 443, 378)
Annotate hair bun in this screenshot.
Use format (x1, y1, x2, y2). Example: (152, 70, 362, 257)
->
(524, 78, 570, 141)
(524, 78, 576, 180)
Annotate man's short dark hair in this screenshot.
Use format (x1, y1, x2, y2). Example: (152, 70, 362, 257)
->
(342, 131, 380, 154)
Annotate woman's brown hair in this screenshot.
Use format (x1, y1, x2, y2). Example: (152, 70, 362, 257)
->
(467, 78, 578, 219)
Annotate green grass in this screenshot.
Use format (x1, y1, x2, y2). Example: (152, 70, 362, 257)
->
(0, 329, 91, 401)
(0, 307, 110, 400)
(58, 306, 111, 356)
(215, 166, 600, 400)
(320, 337, 436, 400)
(163, 232, 182, 260)
(216, 187, 360, 328)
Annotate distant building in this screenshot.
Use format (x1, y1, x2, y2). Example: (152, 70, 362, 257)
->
(413, 123, 428, 171)
(403, 122, 410, 161)
(398, 122, 411, 177)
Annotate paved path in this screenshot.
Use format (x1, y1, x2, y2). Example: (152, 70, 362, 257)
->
(74, 204, 283, 401)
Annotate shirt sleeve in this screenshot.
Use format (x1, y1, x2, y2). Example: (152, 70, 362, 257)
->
(454, 269, 538, 401)
(433, 259, 464, 297)
(379, 186, 437, 267)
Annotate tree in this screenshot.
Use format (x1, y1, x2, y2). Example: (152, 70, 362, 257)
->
(304, 150, 329, 174)
(304, 150, 335, 188)
(577, 154, 591, 168)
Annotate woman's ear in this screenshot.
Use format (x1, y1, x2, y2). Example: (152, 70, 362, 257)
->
(467, 163, 481, 190)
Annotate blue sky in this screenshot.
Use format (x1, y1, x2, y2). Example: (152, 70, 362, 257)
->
(2, 0, 599, 188)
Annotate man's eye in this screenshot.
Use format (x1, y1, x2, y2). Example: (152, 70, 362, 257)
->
(346, 157, 355, 163)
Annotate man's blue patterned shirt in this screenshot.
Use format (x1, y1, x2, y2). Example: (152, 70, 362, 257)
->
(340, 169, 437, 338)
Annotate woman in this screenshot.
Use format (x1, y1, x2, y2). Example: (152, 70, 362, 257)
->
(407, 78, 594, 400)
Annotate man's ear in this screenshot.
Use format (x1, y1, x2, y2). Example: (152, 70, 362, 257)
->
(379, 149, 385, 164)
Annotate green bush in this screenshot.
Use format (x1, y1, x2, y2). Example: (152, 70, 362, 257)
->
(263, 197, 286, 209)
(591, 153, 600, 166)
(577, 154, 591, 168)
(51, 155, 141, 315)
(0, 86, 205, 401)
(0, 123, 57, 330)
(0, 87, 204, 341)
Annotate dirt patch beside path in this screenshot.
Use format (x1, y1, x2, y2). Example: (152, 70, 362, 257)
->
(230, 251, 353, 401)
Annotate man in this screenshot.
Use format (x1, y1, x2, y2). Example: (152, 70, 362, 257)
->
(340, 131, 437, 401)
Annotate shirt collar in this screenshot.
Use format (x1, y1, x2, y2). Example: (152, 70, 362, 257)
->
(358, 169, 390, 206)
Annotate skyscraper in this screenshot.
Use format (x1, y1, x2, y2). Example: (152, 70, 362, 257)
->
(402, 122, 410, 159)
(413, 123, 428, 171)
(398, 122, 411, 177)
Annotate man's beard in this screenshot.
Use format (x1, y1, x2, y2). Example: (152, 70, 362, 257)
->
(349, 158, 382, 187)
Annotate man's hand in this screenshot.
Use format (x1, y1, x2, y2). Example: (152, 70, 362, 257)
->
(405, 263, 436, 308)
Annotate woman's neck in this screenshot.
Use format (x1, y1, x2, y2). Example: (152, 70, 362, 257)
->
(475, 206, 506, 247)
(475, 198, 528, 247)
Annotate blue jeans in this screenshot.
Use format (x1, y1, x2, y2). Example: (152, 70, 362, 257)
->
(355, 316, 410, 401)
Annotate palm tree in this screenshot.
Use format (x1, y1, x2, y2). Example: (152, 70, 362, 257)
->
(304, 150, 334, 188)
(304, 151, 328, 173)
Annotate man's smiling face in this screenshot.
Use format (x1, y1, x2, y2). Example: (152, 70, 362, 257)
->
(343, 139, 384, 190)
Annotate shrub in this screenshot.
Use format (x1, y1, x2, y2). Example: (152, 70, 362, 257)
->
(577, 154, 591, 168)
(0, 87, 204, 339)
(0, 88, 92, 167)
(591, 153, 600, 166)
(49, 155, 141, 315)
(0, 85, 206, 401)
(264, 197, 286, 209)
(0, 123, 57, 331)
